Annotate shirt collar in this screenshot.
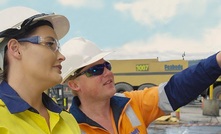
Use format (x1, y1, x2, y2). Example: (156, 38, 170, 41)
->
(0, 80, 62, 114)
(69, 95, 130, 127)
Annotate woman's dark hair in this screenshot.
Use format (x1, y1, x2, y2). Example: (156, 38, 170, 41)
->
(0, 20, 54, 81)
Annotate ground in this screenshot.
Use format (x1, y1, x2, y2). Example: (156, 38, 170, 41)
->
(148, 101, 221, 134)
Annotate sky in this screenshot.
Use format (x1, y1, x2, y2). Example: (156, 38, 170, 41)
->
(0, 0, 221, 61)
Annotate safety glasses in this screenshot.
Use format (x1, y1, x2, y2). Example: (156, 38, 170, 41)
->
(17, 36, 60, 52)
(74, 61, 112, 78)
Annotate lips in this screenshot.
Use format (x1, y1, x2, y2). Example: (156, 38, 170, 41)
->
(55, 65, 62, 70)
(104, 79, 112, 85)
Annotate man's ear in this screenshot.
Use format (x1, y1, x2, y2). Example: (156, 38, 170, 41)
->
(7, 39, 21, 59)
(68, 79, 80, 91)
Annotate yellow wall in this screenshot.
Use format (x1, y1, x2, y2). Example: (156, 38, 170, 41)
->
(109, 59, 188, 87)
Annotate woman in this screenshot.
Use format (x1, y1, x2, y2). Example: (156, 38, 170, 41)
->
(0, 6, 80, 134)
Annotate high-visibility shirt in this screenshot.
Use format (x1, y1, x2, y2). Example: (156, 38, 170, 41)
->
(0, 81, 80, 134)
(69, 53, 221, 134)
(70, 87, 166, 134)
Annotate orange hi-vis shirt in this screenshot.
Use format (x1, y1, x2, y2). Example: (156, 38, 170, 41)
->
(70, 87, 166, 134)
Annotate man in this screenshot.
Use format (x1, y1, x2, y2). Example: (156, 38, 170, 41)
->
(61, 37, 221, 134)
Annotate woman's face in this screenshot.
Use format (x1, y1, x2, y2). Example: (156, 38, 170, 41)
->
(19, 25, 65, 87)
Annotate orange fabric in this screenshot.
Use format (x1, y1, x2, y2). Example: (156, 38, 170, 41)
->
(110, 108, 118, 134)
(79, 87, 165, 134)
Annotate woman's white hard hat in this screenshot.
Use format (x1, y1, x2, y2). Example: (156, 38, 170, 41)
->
(0, 6, 70, 70)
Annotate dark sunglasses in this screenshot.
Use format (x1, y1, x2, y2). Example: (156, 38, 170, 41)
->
(74, 61, 112, 78)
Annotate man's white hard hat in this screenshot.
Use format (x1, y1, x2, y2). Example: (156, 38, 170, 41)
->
(61, 37, 113, 83)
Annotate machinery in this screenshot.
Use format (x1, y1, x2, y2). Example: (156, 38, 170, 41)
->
(47, 84, 69, 110)
(109, 58, 221, 100)
(109, 58, 188, 92)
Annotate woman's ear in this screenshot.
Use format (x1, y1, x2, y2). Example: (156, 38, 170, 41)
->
(7, 39, 21, 59)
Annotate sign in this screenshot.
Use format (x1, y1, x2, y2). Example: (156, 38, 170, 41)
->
(136, 64, 149, 71)
(164, 64, 183, 71)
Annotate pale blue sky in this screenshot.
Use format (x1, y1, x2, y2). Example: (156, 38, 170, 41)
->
(0, 0, 221, 61)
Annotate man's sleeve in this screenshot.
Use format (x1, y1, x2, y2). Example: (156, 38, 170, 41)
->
(164, 53, 221, 111)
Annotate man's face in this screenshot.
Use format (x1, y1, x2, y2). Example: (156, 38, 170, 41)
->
(74, 59, 116, 101)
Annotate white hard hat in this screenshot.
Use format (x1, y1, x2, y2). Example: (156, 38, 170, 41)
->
(0, 6, 70, 70)
(61, 37, 113, 83)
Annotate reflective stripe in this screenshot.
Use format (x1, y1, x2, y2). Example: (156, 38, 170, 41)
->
(125, 104, 141, 127)
(158, 82, 173, 114)
(81, 129, 86, 134)
(114, 93, 125, 97)
(115, 93, 141, 127)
